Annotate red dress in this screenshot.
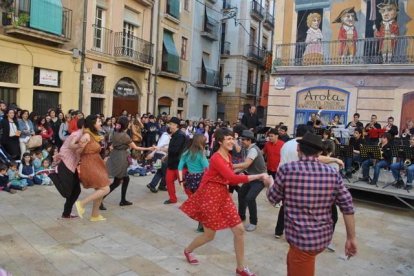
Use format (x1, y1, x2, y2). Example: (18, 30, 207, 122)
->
(180, 152, 249, 230)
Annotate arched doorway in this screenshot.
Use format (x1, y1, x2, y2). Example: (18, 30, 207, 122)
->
(158, 97, 172, 115)
(112, 77, 139, 116)
(401, 92, 414, 130)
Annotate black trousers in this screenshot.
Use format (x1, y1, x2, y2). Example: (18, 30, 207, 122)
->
(275, 205, 284, 236)
(238, 180, 264, 225)
(58, 162, 81, 217)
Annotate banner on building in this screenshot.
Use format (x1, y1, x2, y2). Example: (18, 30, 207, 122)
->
(296, 87, 348, 111)
(39, 69, 59, 86)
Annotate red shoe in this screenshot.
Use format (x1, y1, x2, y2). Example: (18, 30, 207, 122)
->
(184, 250, 199, 265)
(236, 267, 256, 276)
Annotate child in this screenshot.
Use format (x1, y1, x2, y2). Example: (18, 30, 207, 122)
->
(42, 143, 54, 162)
(127, 152, 147, 176)
(7, 161, 28, 190)
(19, 152, 42, 185)
(32, 150, 42, 172)
(0, 163, 22, 193)
(36, 159, 53, 185)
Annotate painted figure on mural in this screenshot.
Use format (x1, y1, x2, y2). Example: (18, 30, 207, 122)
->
(373, 0, 399, 62)
(303, 13, 324, 65)
(334, 7, 358, 63)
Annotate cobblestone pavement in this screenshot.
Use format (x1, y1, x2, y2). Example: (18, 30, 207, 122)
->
(0, 175, 413, 276)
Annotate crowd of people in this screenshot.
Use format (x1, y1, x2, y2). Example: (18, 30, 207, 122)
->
(3, 101, 414, 275)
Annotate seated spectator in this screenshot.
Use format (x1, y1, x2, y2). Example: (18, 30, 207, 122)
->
(127, 152, 147, 176)
(36, 159, 53, 185)
(19, 153, 41, 185)
(6, 161, 28, 190)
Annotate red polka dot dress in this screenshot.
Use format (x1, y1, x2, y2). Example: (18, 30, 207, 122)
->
(180, 152, 249, 231)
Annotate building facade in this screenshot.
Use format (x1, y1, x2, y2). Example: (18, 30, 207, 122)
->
(218, 0, 275, 124)
(0, 0, 78, 115)
(268, 0, 414, 134)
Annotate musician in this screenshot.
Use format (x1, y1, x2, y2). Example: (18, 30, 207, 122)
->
(389, 136, 414, 190)
(383, 116, 398, 137)
(364, 114, 382, 145)
(346, 113, 364, 129)
(360, 133, 393, 185)
(307, 113, 317, 127)
(328, 114, 342, 129)
(401, 120, 414, 141)
(345, 128, 366, 177)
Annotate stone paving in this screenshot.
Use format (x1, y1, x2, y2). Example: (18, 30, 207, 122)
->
(0, 175, 413, 276)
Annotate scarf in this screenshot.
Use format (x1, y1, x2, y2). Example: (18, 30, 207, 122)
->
(84, 128, 103, 143)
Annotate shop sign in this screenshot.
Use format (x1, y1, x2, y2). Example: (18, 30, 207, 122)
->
(114, 77, 138, 97)
(39, 69, 59, 86)
(297, 88, 348, 111)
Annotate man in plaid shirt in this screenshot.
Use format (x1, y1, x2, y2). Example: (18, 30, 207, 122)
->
(266, 132, 357, 276)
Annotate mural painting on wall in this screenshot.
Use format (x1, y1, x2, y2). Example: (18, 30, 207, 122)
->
(333, 7, 358, 63)
(373, 0, 400, 62)
(303, 13, 324, 65)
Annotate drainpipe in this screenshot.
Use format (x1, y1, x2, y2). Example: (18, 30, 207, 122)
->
(146, 3, 155, 114)
(255, 2, 262, 107)
(78, 0, 88, 110)
(152, 0, 161, 114)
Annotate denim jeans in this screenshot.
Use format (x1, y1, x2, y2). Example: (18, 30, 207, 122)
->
(390, 162, 414, 184)
(345, 154, 363, 173)
(362, 159, 389, 183)
(128, 167, 147, 176)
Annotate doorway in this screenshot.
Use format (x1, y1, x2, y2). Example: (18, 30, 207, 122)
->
(112, 77, 139, 116)
(401, 92, 414, 130)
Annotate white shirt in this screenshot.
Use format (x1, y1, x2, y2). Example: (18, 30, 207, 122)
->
(280, 139, 299, 166)
(156, 132, 170, 155)
(9, 121, 17, 137)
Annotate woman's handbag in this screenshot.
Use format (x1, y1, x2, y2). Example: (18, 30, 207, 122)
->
(26, 135, 42, 149)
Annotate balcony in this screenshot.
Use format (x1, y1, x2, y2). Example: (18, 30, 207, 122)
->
(91, 24, 113, 55)
(223, 0, 232, 10)
(246, 83, 257, 96)
(263, 12, 274, 30)
(250, 0, 264, 21)
(201, 14, 219, 41)
(114, 32, 153, 69)
(272, 36, 414, 74)
(2, 0, 72, 45)
(221, 41, 231, 55)
(136, 0, 155, 7)
(247, 45, 266, 65)
(194, 67, 221, 90)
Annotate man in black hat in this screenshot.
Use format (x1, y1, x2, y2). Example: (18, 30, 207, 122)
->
(266, 132, 357, 276)
(234, 130, 267, 232)
(163, 116, 187, 204)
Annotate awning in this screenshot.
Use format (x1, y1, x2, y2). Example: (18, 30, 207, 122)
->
(205, 8, 218, 25)
(30, 0, 63, 35)
(202, 58, 216, 86)
(295, 0, 330, 11)
(124, 8, 140, 26)
(163, 32, 179, 57)
(163, 32, 179, 73)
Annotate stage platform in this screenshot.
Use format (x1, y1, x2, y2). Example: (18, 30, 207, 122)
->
(345, 174, 414, 210)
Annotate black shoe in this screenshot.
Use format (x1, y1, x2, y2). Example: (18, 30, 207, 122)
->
(394, 180, 405, 188)
(406, 185, 413, 191)
(99, 203, 107, 211)
(119, 200, 133, 206)
(158, 186, 167, 191)
(146, 184, 158, 193)
(163, 199, 176, 204)
(345, 172, 353, 178)
(369, 180, 377, 186)
(358, 177, 369, 182)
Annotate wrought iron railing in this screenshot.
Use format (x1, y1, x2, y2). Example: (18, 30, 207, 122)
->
(247, 83, 256, 95)
(264, 12, 274, 28)
(2, 0, 72, 39)
(197, 67, 221, 87)
(221, 41, 231, 55)
(114, 32, 154, 65)
(92, 24, 113, 55)
(248, 45, 266, 61)
(273, 36, 414, 67)
(250, 0, 264, 20)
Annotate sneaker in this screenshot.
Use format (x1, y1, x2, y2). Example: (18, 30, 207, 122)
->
(245, 224, 257, 232)
(274, 203, 281, 208)
(326, 243, 335, 252)
(274, 234, 282, 239)
(146, 184, 158, 193)
(158, 186, 167, 191)
(90, 215, 106, 222)
(236, 267, 256, 276)
(163, 199, 177, 204)
(184, 250, 199, 265)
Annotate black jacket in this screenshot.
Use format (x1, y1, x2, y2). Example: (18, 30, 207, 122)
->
(241, 112, 260, 130)
(167, 130, 187, 169)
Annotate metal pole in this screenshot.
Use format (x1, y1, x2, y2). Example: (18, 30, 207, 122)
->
(78, 0, 88, 111)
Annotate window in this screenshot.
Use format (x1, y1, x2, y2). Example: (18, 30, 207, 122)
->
(202, 105, 209, 119)
(184, 0, 189, 11)
(123, 22, 135, 57)
(92, 75, 105, 94)
(93, 7, 105, 50)
(250, 27, 256, 45)
(0, 62, 18, 83)
(0, 87, 17, 105)
(262, 36, 268, 50)
(91, 98, 104, 115)
(162, 30, 180, 73)
(33, 91, 59, 115)
(166, 0, 180, 19)
(181, 37, 188, 60)
(177, 98, 184, 108)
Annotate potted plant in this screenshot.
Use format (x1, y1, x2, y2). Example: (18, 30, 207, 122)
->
(15, 12, 29, 27)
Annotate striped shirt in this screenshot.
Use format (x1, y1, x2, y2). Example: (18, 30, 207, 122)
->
(267, 156, 354, 251)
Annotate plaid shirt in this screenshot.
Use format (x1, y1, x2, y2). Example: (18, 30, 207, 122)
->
(57, 129, 83, 173)
(267, 156, 354, 251)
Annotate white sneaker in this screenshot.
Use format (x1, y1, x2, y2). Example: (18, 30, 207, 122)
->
(245, 224, 257, 232)
(326, 243, 335, 252)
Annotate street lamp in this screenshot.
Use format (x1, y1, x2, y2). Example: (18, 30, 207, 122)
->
(223, 73, 232, 87)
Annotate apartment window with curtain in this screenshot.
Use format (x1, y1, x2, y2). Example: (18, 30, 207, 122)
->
(93, 7, 105, 51)
(166, 0, 180, 19)
(123, 22, 135, 57)
(181, 37, 188, 60)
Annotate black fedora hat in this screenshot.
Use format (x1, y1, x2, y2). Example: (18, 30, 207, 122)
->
(169, 117, 181, 126)
(297, 132, 323, 151)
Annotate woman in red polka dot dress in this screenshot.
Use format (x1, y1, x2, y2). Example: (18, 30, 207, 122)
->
(180, 128, 272, 276)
